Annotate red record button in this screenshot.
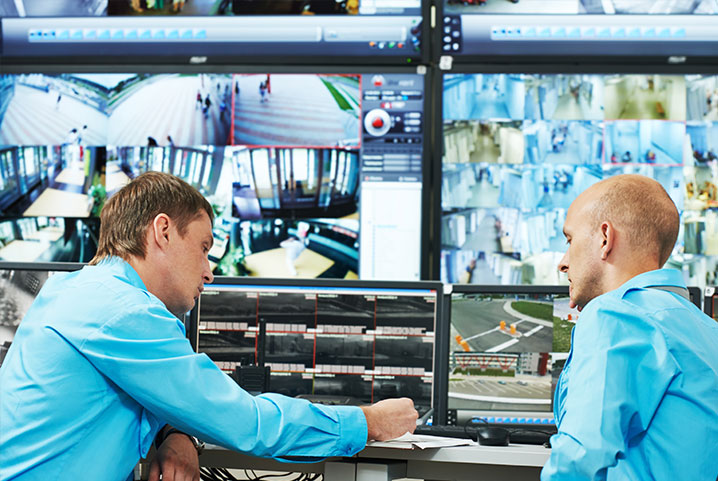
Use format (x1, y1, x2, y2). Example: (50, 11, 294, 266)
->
(372, 117, 384, 128)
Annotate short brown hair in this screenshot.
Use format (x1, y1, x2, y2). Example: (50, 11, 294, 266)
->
(90, 172, 214, 265)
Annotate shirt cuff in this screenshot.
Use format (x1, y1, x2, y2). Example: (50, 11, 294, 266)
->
(332, 405, 368, 456)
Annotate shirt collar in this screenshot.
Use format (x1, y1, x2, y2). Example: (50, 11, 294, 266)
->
(92, 256, 148, 291)
(614, 268, 686, 298)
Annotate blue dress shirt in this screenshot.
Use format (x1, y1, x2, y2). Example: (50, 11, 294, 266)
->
(542, 268, 718, 480)
(0, 258, 367, 480)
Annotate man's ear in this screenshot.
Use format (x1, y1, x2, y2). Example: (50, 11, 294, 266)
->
(600, 220, 615, 261)
(150, 213, 172, 251)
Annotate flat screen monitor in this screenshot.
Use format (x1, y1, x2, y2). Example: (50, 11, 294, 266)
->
(0, 0, 426, 63)
(436, 284, 572, 427)
(0, 67, 428, 280)
(437, 68, 718, 292)
(435, 4, 718, 61)
(0, 260, 84, 365)
(189, 277, 443, 415)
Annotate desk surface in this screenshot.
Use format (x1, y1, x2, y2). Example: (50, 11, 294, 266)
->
(202, 442, 550, 481)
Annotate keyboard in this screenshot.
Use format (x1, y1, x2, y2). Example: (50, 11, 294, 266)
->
(414, 424, 553, 446)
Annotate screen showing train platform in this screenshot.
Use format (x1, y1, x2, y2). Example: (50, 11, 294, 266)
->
(446, 287, 575, 413)
(0, 71, 425, 280)
(0, 1, 423, 60)
(440, 72, 718, 291)
(193, 281, 439, 411)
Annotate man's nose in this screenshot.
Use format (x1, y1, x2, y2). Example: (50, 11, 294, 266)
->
(558, 251, 569, 273)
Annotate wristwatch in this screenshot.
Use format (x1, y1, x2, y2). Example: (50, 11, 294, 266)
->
(158, 427, 205, 456)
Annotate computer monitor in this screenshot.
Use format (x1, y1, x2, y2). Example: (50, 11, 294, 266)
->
(436, 67, 718, 291)
(435, 284, 573, 428)
(434, 3, 718, 62)
(189, 277, 443, 416)
(1, 67, 428, 279)
(0, 261, 85, 365)
(0, 0, 426, 63)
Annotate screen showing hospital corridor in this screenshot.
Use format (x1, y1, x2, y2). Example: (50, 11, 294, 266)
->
(447, 288, 576, 414)
(193, 281, 439, 412)
(440, 72, 718, 291)
(0, 72, 425, 280)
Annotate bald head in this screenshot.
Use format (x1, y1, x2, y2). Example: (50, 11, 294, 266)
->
(576, 174, 679, 266)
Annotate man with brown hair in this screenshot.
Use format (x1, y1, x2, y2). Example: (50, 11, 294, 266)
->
(0, 172, 418, 481)
(542, 174, 718, 480)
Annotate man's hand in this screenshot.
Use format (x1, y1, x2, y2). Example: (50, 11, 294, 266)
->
(149, 432, 200, 481)
(360, 398, 418, 441)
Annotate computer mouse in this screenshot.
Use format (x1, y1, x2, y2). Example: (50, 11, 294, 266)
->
(475, 426, 510, 446)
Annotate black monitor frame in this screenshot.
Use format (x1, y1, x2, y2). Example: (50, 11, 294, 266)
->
(0, 260, 86, 272)
(436, 283, 568, 425)
(188, 275, 446, 419)
(429, 62, 718, 281)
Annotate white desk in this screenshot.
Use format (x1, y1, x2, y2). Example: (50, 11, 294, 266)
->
(200, 443, 550, 481)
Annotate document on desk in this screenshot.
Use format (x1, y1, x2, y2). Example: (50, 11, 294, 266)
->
(367, 433, 474, 450)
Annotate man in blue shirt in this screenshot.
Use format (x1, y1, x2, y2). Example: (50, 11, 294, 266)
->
(0, 172, 418, 481)
(542, 174, 718, 480)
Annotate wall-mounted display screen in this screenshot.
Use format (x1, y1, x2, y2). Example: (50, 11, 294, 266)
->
(0, 69, 427, 281)
(439, 71, 718, 291)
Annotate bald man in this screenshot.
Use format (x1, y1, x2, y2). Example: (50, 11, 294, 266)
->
(542, 175, 718, 481)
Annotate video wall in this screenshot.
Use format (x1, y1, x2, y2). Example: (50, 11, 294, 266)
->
(440, 72, 718, 290)
(0, 71, 425, 280)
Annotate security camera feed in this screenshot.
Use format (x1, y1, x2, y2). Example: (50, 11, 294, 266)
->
(447, 289, 577, 412)
(0, 75, 109, 146)
(0, 217, 98, 264)
(106, 145, 361, 278)
(605, 121, 685, 165)
(441, 72, 702, 286)
(442, 0, 718, 14)
(231, 74, 360, 148)
(579, 0, 718, 14)
(0, 145, 105, 218)
(444, 0, 579, 14)
(450, 292, 556, 353)
(106, 0, 417, 14)
(195, 283, 438, 409)
(603, 75, 686, 121)
(687, 75, 718, 121)
(0, 263, 83, 366)
(0, 0, 106, 16)
(0, 73, 232, 147)
(524, 75, 604, 121)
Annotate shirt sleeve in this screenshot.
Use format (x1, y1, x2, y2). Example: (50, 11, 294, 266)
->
(79, 302, 368, 459)
(541, 300, 678, 480)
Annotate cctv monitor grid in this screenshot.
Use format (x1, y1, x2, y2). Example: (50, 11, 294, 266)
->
(194, 283, 438, 409)
(441, 72, 718, 290)
(0, 71, 425, 281)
